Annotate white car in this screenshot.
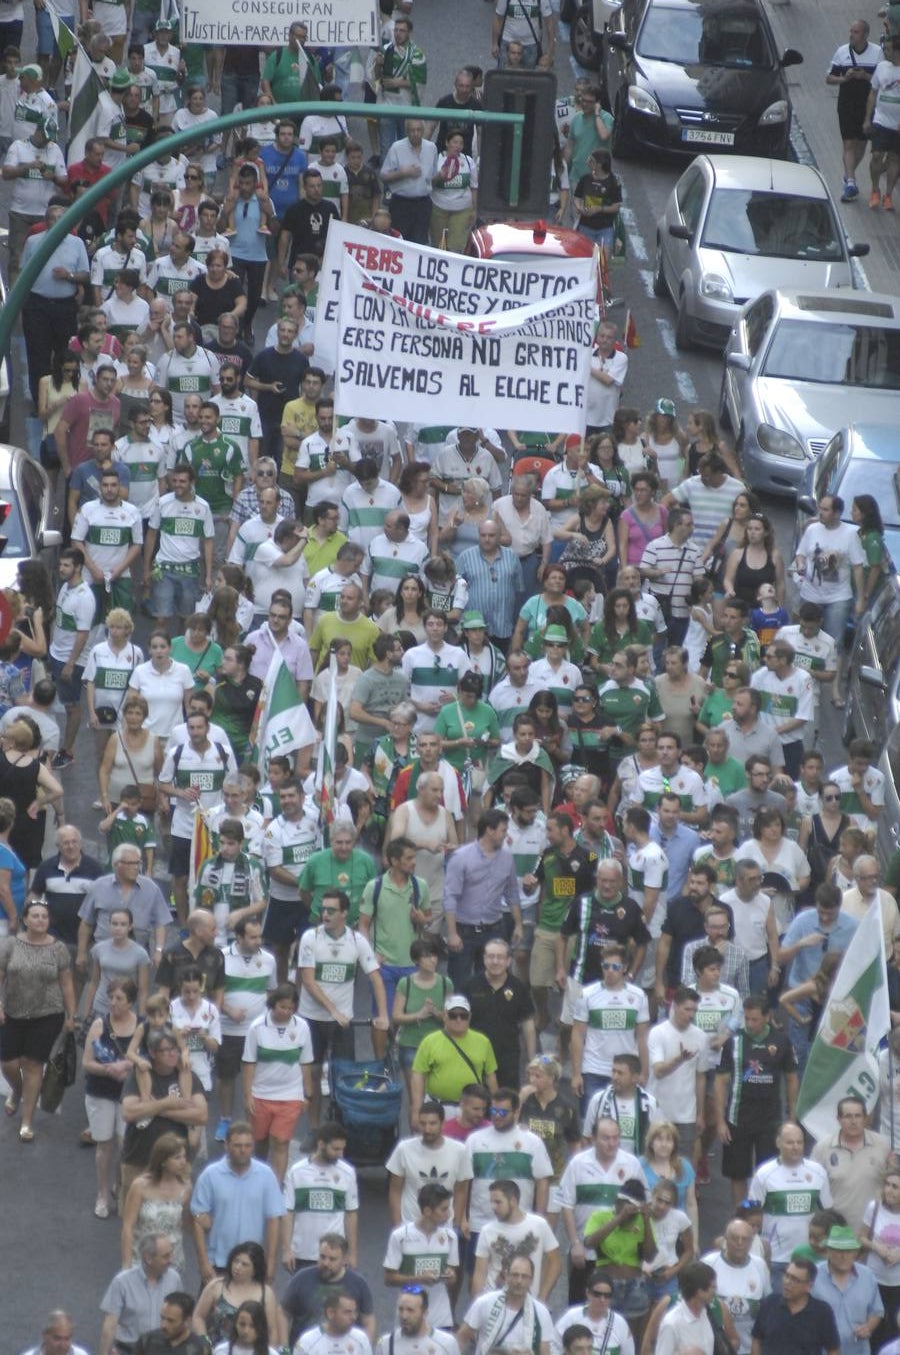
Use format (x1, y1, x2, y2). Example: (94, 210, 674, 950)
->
(0, 445, 62, 590)
(654, 155, 868, 349)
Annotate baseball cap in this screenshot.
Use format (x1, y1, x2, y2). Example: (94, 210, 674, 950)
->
(444, 995, 471, 1014)
(655, 397, 676, 417)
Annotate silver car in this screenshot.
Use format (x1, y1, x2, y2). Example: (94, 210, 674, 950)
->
(0, 444, 62, 591)
(720, 288, 900, 498)
(654, 155, 866, 350)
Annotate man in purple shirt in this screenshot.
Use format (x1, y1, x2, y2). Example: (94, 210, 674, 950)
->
(443, 808, 522, 987)
(245, 591, 313, 703)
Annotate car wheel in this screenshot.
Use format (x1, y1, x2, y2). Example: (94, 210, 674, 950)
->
(611, 96, 634, 158)
(571, 3, 603, 70)
(652, 238, 668, 299)
(674, 294, 694, 350)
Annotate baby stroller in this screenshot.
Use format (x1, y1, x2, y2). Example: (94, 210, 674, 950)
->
(328, 1024, 404, 1166)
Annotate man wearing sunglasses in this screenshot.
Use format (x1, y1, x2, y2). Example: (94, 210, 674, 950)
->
(750, 1257, 839, 1355)
(376, 1286, 459, 1355)
(410, 996, 499, 1132)
(555, 1274, 633, 1355)
(463, 1091, 553, 1269)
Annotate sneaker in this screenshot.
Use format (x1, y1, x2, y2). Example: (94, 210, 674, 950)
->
(214, 1116, 231, 1142)
(884, 194, 895, 211)
(52, 750, 74, 770)
(841, 179, 859, 202)
(870, 189, 882, 208)
(695, 1158, 711, 1185)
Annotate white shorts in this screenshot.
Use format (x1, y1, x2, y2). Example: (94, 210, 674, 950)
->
(92, 0, 128, 35)
(560, 976, 583, 1027)
(85, 1094, 125, 1143)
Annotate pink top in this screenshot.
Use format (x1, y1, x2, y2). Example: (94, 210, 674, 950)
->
(620, 503, 668, 566)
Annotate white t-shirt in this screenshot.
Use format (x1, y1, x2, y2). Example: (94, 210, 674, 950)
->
(646, 1018, 708, 1123)
(554, 1307, 634, 1355)
(872, 59, 900, 130)
(283, 1153, 359, 1261)
(702, 1250, 771, 1355)
(572, 981, 649, 1076)
(796, 520, 865, 603)
(295, 924, 379, 1022)
(383, 1222, 460, 1328)
(475, 1212, 559, 1293)
(385, 1134, 471, 1223)
(586, 348, 628, 429)
(465, 1125, 554, 1230)
(463, 1292, 554, 1355)
(243, 1010, 313, 1101)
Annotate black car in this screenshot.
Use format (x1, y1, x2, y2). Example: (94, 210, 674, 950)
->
(603, 0, 802, 159)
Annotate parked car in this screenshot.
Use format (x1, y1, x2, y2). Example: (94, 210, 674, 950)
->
(720, 288, 900, 498)
(602, 0, 802, 159)
(654, 155, 867, 349)
(793, 424, 900, 569)
(843, 572, 900, 872)
(0, 444, 62, 590)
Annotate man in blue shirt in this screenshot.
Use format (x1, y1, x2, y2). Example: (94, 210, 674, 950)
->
(21, 197, 91, 402)
(650, 791, 701, 899)
(776, 882, 858, 1072)
(190, 1120, 285, 1283)
(261, 121, 308, 222)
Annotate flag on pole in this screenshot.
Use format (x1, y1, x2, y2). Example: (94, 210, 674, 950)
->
(187, 806, 213, 905)
(66, 38, 105, 164)
(248, 648, 316, 771)
(624, 308, 641, 348)
(45, 1, 76, 66)
(796, 899, 890, 1143)
(313, 654, 339, 846)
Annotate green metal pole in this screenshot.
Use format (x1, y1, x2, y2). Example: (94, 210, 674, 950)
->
(509, 117, 524, 211)
(0, 101, 526, 367)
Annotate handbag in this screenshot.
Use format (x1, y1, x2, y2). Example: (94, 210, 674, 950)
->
(119, 733, 158, 817)
(40, 1029, 77, 1113)
(39, 434, 60, 470)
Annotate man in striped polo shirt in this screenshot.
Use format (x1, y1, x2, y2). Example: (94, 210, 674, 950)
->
(143, 462, 215, 627)
(156, 321, 220, 422)
(639, 507, 705, 646)
(362, 510, 428, 603)
(71, 467, 143, 614)
(341, 457, 401, 551)
(402, 611, 467, 732)
(665, 453, 745, 549)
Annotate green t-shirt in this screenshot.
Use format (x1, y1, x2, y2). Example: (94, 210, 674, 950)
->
(697, 688, 733, 729)
(703, 756, 746, 799)
(583, 1207, 646, 1268)
(359, 872, 432, 967)
(433, 700, 500, 772)
(589, 619, 654, 669)
(298, 848, 377, 926)
(171, 636, 224, 688)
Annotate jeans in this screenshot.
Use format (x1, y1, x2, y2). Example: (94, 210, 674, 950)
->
(748, 954, 769, 996)
(577, 223, 616, 255)
(581, 1072, 611, 1114)
(447, 919, 506, 988)
(231, 256, 266, 331)
(378, 962, 415, 1017)
(819, 595, 854, 644)
(221, 73, 259, 115)
(379, 112, 409, 162)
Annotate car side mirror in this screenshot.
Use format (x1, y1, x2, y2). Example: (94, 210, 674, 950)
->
(796, 496, 816, 517)
(849, 242, 870, 257)
(38, 529, 63, 549)
(859, 664, 886, 691)
(668, 223, 692, 242)
(781, 48, 803, 66)
(607, 31, 631, 50)
(725, 351, 751, 371)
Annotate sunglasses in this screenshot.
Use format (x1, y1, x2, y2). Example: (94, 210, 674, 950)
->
(822, 793, 840, 802)
(448, 1011, 469, 1019)
(601, 961, 623, 971)
(490, 1107, 511, 1117)
(590, 1290, 613, 1299)
(401, 1284, 426, 1295)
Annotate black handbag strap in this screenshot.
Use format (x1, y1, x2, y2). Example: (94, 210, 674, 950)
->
(441, 1029, 482, 1082)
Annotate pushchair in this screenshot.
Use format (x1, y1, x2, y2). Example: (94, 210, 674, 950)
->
(328, 1024, 404, 1166)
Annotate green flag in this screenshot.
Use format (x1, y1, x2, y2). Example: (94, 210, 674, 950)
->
(250, 647, 316, 771)
(796, 899, 889, 1143)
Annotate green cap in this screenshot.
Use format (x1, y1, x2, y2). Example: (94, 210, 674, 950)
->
(461, 611, 487, 630)
(110, 67, 134, 90)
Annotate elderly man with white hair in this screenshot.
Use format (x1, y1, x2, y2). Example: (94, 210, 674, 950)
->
(76, 844, 171, 972)
(841, 855, 900, 952)
(20, 1311, 91, 1355)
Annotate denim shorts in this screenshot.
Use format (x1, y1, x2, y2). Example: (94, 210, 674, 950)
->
(47, 654, 84, 706)
(36, 7, 74, 53)
(611, 1276, 650, 1318)
(151, 567, 202, 619)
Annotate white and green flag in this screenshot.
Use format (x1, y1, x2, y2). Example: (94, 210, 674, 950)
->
(65, 32, 105, 164)
(796, 899, 889, 1143)
(313, 654, 338, 845)
(249, 648, 315, 770)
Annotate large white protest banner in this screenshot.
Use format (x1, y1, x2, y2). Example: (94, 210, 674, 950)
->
(334, 254, 596, 434)
(180, 0, 378, 48)
(318, 220, 597, 370)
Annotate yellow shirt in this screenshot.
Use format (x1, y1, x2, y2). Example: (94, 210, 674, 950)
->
(281, 396, 318, 477)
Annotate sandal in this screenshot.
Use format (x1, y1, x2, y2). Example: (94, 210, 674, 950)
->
(4, 1093, 19, 1116)
(94, 1199, 110, 1218)
(18, 1126, 34, 1143)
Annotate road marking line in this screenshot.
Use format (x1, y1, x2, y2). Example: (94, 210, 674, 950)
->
(638, 268, 656, 297)
(619, 205, 647, 260)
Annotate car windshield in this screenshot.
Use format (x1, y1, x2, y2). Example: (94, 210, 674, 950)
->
(762, 319, 900, 388)
(637, 5, 773, 67)
(0, 494, 31, 560)
(702, 190, 843, 259)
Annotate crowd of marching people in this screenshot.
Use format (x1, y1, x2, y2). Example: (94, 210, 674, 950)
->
(1, 2, 900, 1355)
